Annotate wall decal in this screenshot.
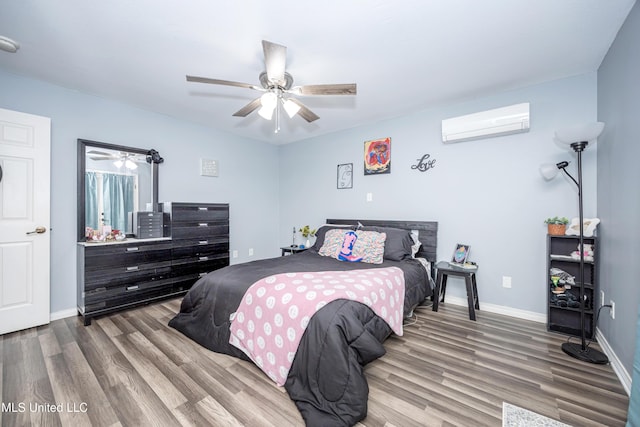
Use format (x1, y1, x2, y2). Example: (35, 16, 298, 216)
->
(411, 154, 436, 172)
(337, 163, 353, 189)
(364, 137, 391, 175)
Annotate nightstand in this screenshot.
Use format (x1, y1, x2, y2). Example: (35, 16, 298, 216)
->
(432, 261, 480, 320)
(281, 246, 309, 256)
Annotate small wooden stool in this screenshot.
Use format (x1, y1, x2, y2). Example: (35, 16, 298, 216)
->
(432, 261, 480, 320)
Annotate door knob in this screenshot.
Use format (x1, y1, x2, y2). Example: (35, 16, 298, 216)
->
(26, 226, 47, 235)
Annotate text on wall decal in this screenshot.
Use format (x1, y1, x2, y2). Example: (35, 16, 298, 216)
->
(411, 154, 436, 172)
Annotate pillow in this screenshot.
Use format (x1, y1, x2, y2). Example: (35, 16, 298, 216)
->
(319, 229, 387, 264)
(410, 229, 422, 257)
(318, 228, 351, 257)
(361, 226, 413, 261)
(351, 230, 386, 264)
(312, 225, 354, 251)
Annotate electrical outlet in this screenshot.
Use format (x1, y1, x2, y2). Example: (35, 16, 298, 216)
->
(502, 276, 512, 288)
(600, 290, 605, 307)
(366, 192, 373, 202)
(610, 300, 615, 319)
(248, 248, 254, 256)
(232, 250, 238, 258)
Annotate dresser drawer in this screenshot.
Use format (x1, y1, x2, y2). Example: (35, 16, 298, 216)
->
(163, 202, 229, 222)
(85, 262, 172, 287)
(172, 241, 229, 260)
(170, 223, 229, 240)
(84, 278, 179, 312)
(86, 247, 172, 271)
(172, 256, 229, 276)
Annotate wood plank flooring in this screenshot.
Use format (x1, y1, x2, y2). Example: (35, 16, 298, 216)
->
(1, 300, 629, 426)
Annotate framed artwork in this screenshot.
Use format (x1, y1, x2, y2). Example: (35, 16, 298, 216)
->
(337, 163, 353, 189)
(451, 243, 470, 264)
(364, 137, 391, 175)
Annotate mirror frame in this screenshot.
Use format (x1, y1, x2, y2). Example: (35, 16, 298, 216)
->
(77, 138, 159, 242)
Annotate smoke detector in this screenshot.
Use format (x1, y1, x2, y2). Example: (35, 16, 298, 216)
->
(0, 36, 20, 53)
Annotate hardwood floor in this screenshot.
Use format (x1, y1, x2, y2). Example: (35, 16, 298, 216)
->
(1, 300, 629, 426)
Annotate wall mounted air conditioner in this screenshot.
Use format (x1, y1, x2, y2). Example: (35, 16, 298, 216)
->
(441, 102, 530, 143)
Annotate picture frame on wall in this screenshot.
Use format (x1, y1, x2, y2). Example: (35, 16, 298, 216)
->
(364, 137, 391, 175)
(451, 243, 470, 265)
(337, 163, 353, 189)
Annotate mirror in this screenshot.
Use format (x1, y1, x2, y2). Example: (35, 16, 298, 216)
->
(77, 139, 160, 241)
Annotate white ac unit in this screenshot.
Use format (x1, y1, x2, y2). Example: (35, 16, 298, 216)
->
(441, 102, 530, 143)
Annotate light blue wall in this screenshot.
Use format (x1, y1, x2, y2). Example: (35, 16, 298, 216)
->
(597, 1, 640, 375)
(0, 69, 281, 313)
(279, 73, 599, 315)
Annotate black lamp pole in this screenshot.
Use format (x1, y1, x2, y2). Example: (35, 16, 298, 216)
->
(560, 142, 608, 364)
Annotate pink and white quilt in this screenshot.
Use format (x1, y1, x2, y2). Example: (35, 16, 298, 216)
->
(228, 267, 405, 386)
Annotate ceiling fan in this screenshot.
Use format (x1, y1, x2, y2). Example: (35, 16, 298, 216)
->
(88, 150, 146, 170)
(186, 40, 357, 132)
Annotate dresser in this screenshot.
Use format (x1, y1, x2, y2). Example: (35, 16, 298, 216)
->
(77, 202, 229, 325)
(163, 202, 230, 290)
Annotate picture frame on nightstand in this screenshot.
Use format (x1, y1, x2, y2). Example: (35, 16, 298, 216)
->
(451, 243, 470, 265)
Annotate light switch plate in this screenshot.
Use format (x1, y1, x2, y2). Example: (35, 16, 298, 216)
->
(200, 159, 219, 177)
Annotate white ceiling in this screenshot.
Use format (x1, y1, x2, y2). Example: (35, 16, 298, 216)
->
(0, 1, 635, 144)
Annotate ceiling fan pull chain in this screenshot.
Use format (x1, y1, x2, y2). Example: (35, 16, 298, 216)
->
(275, 96, 280, 133)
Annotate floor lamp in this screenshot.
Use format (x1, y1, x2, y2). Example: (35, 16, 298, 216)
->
(540, 122, 609, 364)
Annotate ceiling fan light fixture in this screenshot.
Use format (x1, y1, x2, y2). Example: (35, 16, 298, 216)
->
(125, 159, 137, 170)
(282, 98, 301, 118)
(113, 159, 124, 168)
(258, 91, 277, 120)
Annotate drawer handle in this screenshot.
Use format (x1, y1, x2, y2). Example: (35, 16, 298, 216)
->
(126, 285, 139, 291)
(198, 207, 208, 211)
(126, 266, 139, 272)
(198, 256, 209, 261)
(126, 247, 139, 252)
(198, 223, 208, 227)
(198, 240, 209, 245)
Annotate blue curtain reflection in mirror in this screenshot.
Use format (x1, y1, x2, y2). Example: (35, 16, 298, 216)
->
(85, 171, 137, 232)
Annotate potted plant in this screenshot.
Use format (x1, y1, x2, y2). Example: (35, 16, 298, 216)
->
(299, 225, 317, 248)
(544, 216, 569, 236)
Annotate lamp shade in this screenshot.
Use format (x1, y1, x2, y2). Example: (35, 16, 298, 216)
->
(258, 92, 277, 120)
(539, 163, 560, 180)
(554, 122, 604, 146)
(282, 98, 301, 118)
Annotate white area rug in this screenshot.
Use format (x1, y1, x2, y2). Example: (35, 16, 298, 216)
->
(502, 402, 571, 427)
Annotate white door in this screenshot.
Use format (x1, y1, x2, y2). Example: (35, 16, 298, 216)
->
(0, 108, 51, 335)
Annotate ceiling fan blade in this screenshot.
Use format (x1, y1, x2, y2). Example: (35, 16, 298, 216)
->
(232, 97, 262, 117)
(288, 98, 320, 123)
(291, 83, 357, 96)
(262, 40, 287, 86)
(89, 156, 113, 161)
(186, 75, 260, 90)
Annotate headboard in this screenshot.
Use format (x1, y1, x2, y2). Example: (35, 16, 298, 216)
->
(325, 219, 438, 264)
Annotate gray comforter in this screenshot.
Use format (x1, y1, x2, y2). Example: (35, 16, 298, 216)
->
(169, 249, 431, 426)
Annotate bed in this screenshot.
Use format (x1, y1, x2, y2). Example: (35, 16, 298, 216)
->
(169, 219, 438, 426)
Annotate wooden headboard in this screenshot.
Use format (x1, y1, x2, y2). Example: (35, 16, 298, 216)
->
(325, 219, 438, 264)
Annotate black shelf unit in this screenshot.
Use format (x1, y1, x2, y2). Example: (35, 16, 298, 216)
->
(547, 234, 598, 339)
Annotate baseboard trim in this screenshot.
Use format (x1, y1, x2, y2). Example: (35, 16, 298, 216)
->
(50, 308, 78, 322)
(596, 327, 632, 396)
(440, 296, 547, 323)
